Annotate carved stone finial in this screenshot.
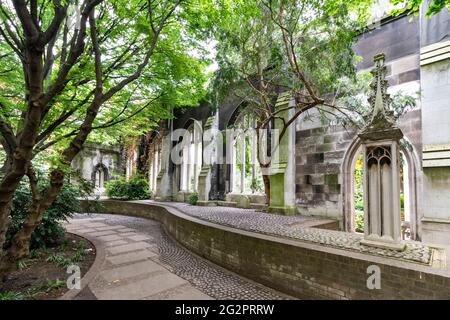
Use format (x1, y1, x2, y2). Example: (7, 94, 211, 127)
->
(359, 53, 402, 141)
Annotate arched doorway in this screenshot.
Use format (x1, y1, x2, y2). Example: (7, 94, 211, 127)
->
(92, 163, 109, 191)
(226, 105, 264, 195)
(178, 120, 203, 193)
(147, 133, 162, 193)
(341, 137, 420, 240)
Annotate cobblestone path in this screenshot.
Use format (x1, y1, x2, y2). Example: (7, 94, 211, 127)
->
(65, 213, 290, 300)
(141, 201, 432, 265)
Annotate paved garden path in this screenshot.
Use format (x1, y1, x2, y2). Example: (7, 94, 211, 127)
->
(64, 213, 290, 300)
(137, 200, 432, 265)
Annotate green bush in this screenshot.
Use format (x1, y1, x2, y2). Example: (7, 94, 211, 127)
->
(355, 210, 364, 233)
(105, 177, 128, 199)
(105, 175, 149, 200)
(400, 193, 405, 210)
(188, 192, 198, 205)
(250, 178, 263, 193)
(5, 176, 93, 249)
(354, 156, 364, 211)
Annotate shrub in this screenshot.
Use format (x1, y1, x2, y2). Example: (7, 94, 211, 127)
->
(5, 176, 94, 249)
(188, 192, 199, 205)
(105, 175, 149, 200)
(0, 291, 24, 300)
(400, 193, 405, 210)
(250, 178, 263, 193)
(355, 210, 364, 233)
(105, 177, 128, 199)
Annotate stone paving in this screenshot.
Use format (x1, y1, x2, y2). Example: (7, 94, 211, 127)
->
(140, 200, 433, 265)
(65, 214, 290, 300)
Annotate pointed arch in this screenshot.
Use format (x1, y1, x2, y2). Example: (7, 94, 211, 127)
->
(341, 135, 421, 240)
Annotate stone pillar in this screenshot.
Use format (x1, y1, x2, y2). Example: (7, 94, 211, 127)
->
(155, 133, 173, 201)
(268, 93, 296, 215)
(419, 6, 450, 244)
(359, 53, 405, 251)
(197, 115, 218, 205)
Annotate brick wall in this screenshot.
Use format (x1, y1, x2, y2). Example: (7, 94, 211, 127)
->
(82, 200, 450, 300)
(295, 126, 356, 219)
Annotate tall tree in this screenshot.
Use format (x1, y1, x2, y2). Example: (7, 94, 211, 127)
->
(210, 0, 373, 204)
(391, 0, 450, 17)
(0, 0, 210, 282)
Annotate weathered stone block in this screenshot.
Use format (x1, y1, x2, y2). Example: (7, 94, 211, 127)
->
(398, 68, 420, 83)
(311, 127, 325, 135)
(297, 164, 315, 174)
(312, 185, 325, 193)
(316, 143, 335, 153)
(325, 174, 339, 185)
(296, 129, 312, 139)
(328, 183, 341, 194)
(324, 135, 335, 144)
(307, 153, 325, 164)
(236, 195, 251, 209)
(315, 163, 341, 174)
(325, 193, 340, 202)
(310, 174, 325, 185)
(312, 193, 325, 201)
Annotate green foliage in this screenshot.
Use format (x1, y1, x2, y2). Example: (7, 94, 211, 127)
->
(46, 253, 72, 268)
(188, 192, 199, 205)
(400, 193, 405, 211)
(46, 240, 88, 268)
(43, 279, 65, 292)
(105, 175, 149, 200)
(355, 211, 365, 233)
(4, 174, 94, 249)
(0, 291, 24, 301)
(250, 178, 263, 193)
(391, 0, 449, 17)
(16, 259, 28, 271)
(209, 0, 372, 108)
(2, 278, 66, 300)
(353, 153, 365, 231)
(0, 0, 213, 164)
(354, 155, 364, 212)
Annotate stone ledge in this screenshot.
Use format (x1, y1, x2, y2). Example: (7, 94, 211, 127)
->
(422, 217, 450, 225)
(59, 232, 106, 300)
(79, 200, 450, 299)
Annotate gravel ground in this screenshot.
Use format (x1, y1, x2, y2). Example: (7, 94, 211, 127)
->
(73, 213, 292, 300)
(139, 200, 432, 265)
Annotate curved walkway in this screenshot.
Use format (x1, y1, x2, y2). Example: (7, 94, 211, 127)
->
(64, 213, 291, 300)
(139, 200, 431, 265)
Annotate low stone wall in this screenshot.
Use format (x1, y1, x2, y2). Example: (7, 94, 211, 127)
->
(81, 199, 450, 299)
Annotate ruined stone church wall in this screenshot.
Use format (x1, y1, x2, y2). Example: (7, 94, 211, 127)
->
(71, 144, 121, 185)
(295, 125, 356, 219)
(292, 13, 424, 223)
(294, 109, 422, 222)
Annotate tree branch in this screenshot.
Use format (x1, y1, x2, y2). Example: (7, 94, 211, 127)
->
(11, 0, 40, 40)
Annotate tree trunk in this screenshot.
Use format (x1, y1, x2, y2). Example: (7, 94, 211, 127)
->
(0, 46, 45, 253)
(0, 170, 64, 285)
(262, 174, 270, 208)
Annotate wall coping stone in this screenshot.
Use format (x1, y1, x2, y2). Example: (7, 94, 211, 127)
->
(81, 199, 450, 299)
(85, 199, 449, 276)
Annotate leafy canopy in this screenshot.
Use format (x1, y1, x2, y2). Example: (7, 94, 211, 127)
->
(209, 0, 375, 117)
(0, 0, 213, 163)
(391, 0, 450, 17)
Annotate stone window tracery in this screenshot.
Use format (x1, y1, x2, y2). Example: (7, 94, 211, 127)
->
(228, 108, 264, 195)
(180, 121, 202, 192)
